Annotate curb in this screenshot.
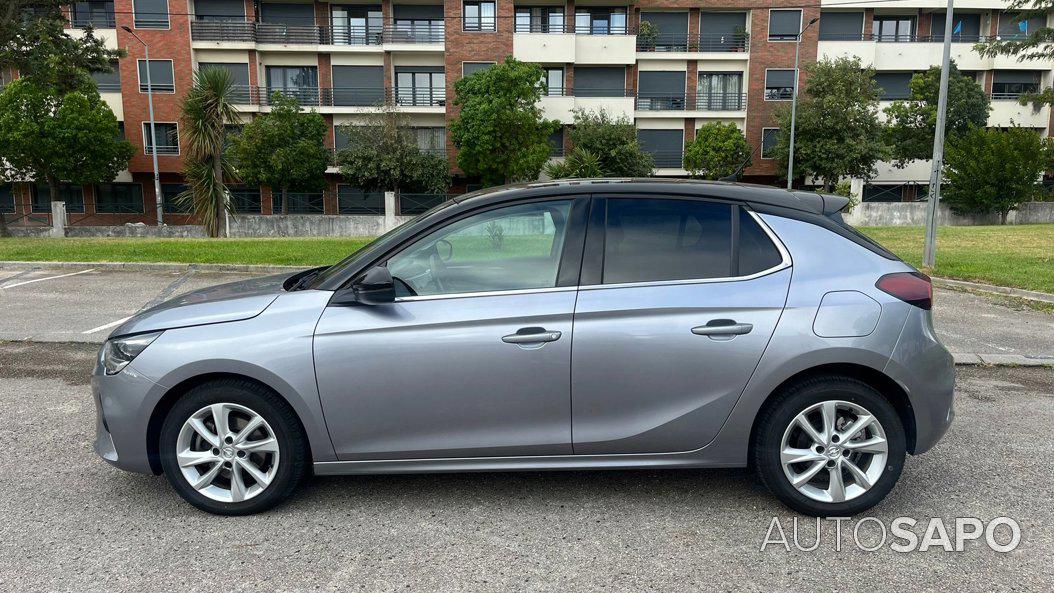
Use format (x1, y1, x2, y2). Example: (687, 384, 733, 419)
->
(953, 353, 1054, 367)
(933, 277, 1054, 305)
(0, 261, 303, 274)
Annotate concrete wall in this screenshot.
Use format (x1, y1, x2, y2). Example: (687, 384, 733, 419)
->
(227, 215, 414, 238)
(844, 201, 1054, 227)
(8, 224, 206, 238)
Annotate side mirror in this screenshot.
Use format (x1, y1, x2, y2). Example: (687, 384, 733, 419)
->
(332, 266, 395, 306)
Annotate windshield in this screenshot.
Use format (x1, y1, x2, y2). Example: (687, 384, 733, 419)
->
(305, 199, 457, 289)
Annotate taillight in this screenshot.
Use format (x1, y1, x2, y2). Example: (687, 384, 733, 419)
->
(875, 272, 932, 310)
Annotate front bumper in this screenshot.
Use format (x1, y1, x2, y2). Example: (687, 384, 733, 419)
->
(92, 361, 165, 475)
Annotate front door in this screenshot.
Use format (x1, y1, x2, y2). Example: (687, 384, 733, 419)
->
(315, 199, 585, 460)
(571, 197, 791, 454)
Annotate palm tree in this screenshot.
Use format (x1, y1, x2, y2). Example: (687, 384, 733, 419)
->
(178, 67, 240, 237)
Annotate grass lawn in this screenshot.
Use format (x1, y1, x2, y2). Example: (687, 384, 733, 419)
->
(0, 224, 1052, 293)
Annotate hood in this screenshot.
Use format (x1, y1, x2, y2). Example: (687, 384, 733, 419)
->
(109, 272, 297, 338)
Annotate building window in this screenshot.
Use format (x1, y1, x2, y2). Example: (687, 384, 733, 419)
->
(392, 5, 444, 43)
(198, 63, 251, 103)
(998, 12, 1047, 40)
(265, 66, 319, 106)
(330, 65, 385, 106)
(137, 60, 175, 93)
(412, 127, 447, 155)
(464, 1, 496, 32)
(161, 183, 191, 213)
(463, 62, 495, 78)
(331, 5, 383, 45)
(0, 184, 14, 214)
(932, 12, 982, 42)
(636, 129, 684, 168)
(698, 72, 744, 110)
(818, 11, 864, 41)
(133, 0, 169, 28)
(32, 184, 86, 213)
(395, 68, 445, 106)
(95, 183, 145, 214)
(71, 1, 115, 29)
(515, 7, 564, 33)
(768, 9, 802, 41)
(543, 67, 564, 96)
(193, 0, 246, 22)
(761, 128, 779, 159)
(637, 71, 687, 110)
(90, 61, 121, 93)
(873, 72, 914, 100)
(764, 69, 796, 100)
(992, 71, 1042, 99)
(699, 11, 748, 51)
(872, 16, 915, 42)
(573, 66, 626, 97)
(638, 12, 689, 51)
(575, 8, 628, 35)
(548, 127, 564, 157)
(143, 122, 179, 155)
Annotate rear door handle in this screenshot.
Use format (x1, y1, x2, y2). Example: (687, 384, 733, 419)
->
(502, 328, 562, 344)
(691, 321, 753, 336)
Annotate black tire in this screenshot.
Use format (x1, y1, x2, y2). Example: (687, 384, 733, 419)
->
(753, 376, 906, 516)
(159, 379, 309, 515)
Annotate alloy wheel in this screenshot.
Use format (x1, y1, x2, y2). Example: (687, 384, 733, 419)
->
(779, 400, 889, 503)
(175, 403, 280, 503)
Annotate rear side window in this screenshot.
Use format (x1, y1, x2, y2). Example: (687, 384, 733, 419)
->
(603, 198, 732, 284)
(739, 208, 783, 275)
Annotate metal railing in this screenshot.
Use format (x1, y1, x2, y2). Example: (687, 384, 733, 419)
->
(273, 192, 325, 214)
(133, 12, 169, 29)
(636, 93, 687, 111)
(765, 88, 794, 101)
(638, 33, 751, 53)
(229, 189, 262, 213)
(385, 22, 445, 43)
(989, 90, 1037, 101)
(646, 150, 684, 168)
(818, 33, 993, 43)
(393, 86, 446, 107)
(338, 190, 385, 215)
(399, 193, 450, 216)
(94, 82, 122, 93)
(246, 86, 446, 108)
(695, 92, 747, 111)
(144, 145, 179, 156)
(572, 88, 634, 98)
(191, 20, 447, 44)
(191, 20, 256, 42)
(139, 82, 175, 93)
(514, 22, 568, 33)
(71, 13, 116, 29)
(94, 202, 145, 214)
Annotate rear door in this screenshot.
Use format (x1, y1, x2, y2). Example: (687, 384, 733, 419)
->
(571, 196, 792, 454)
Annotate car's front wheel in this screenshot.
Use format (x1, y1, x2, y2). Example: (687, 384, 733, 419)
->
(754, 376, 906, 516)
(159, 379, 309, 515)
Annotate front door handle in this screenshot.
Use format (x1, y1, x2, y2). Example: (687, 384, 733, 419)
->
(502, 327, 562, 344)
(691, 320, 753, 336)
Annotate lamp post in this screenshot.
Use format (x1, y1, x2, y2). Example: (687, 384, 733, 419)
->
(121, 26, 164, 226)
(922, 0, 955, 269)
(786, 16, 819, 190)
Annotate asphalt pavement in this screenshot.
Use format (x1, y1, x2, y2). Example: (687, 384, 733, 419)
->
(0, 341, 1050, 592)
(1, 266, 1053, 362)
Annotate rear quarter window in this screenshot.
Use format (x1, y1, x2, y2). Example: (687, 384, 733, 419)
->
(739, 209, 784, 275)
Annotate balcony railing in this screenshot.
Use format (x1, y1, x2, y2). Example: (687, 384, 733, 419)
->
(637, 33, 749, 53)
(393, 87, 446, 107)
(695, 93, 747, 111)
(647, 150, 684, 168)
(818, 33, 993, 43)
(572, 88, 634, 98)
(243, 87, 447, 108)
(94, 82, 122, 93)
(71, 12, 116, 29)
(636, 93, 687, 111)
(191, 19, 445, 44)
(989, 91, 1033, 101)
(145, 145, 179, 156)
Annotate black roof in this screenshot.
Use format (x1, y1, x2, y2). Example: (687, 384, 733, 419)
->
(449, 178, 850, 216)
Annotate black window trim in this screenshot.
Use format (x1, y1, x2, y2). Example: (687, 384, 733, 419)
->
(579, 194, 790, 289)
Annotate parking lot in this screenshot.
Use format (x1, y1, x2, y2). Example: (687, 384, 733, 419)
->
(0, 341, 1050, 592)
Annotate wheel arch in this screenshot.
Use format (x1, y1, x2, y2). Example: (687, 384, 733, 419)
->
(145, 372, 314, 474)
(747, 362, 918, 465)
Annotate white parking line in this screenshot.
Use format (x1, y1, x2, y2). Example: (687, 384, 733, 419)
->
(82, 316, 132, 335)
(0, 268, 96, 289)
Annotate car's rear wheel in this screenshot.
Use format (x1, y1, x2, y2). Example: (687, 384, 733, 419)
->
(754, 376, 906, 516)
(159, 379, 308, 515)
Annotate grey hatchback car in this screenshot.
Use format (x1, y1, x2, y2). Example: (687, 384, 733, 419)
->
(93, 180, 954, 516)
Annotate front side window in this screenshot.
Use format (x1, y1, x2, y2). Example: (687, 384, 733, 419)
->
(133, 0, 169, 28)
(764, 69, 796, 100)
(602, 198, 733, 284)
(464, 1, 496, 32)
(387, 201, 572, 297)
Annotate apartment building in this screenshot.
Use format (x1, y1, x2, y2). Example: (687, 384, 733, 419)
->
(0, 0, 1050, 225)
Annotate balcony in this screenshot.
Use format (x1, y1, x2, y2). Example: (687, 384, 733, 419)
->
(637, 33, 749, 55)
(694, 93, 747, 112)
(817, 33, 994, 71)
(636, 93, 686, 112)
(190, 19, 444, 48)
(988, 93, 1050, 128)
(242, 87, 445, 111)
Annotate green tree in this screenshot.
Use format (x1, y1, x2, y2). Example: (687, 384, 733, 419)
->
(227, 93, 328, 215)
(1, 1, 122, 94)
(449, 57, 558, 185)
(177, 67, 241, 237)
(336, 105, 450, 195)
(546, 109, 653, 179)
(0, 78, 133, 227)
(977, 4, 1054, 106)
(884, 62, 990, 166)
(942, 126, 1044, 224)
(683, 122, 750, 180)
(769, 56, 889, 189)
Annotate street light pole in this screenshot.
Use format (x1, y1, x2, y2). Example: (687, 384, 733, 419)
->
(121, 26, 164, 226)
(787, 17, 819, 190)
(923, 0, 955, 269)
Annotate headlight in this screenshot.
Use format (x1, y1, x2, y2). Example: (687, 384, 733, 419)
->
(100, 331, 162, 375)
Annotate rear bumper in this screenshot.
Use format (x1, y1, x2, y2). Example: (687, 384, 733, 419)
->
(885, 308, 955, 455)
(92, 361, 164, 475)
